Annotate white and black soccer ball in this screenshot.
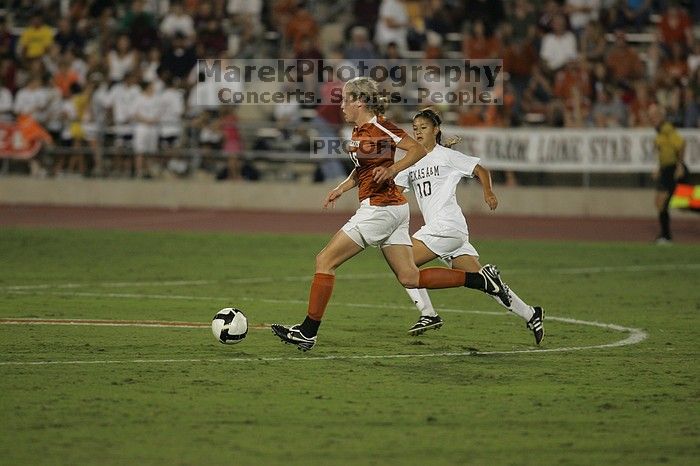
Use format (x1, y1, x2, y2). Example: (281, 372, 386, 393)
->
(211, 308, 248, 344)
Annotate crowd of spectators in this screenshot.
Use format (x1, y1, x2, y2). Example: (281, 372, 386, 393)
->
(0, 0, 698, 179)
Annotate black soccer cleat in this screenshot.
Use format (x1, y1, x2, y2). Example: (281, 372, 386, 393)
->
(478, 264, 512, 307)
(526, 306, 545, 345)
(408, 315, 444, 336)
(271, 324, 317, 352)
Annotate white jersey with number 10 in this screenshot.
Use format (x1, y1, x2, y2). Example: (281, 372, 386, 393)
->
(394, 144, 480, 234)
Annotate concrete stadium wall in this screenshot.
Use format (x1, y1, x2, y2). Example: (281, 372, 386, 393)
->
(0, 176, 678, 219)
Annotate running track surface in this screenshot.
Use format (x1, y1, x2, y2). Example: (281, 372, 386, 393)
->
(0, 204, 698, 243)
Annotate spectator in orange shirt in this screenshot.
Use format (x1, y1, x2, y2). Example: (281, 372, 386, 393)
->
(663, 42, 690, 81)
(658, 3, 692, 51)
(501, 27, 537, 99)
(553, 59, 591, 127)
(605, 31, 644, 84)
(483, 82, 516, 127)
(554, 58, 591, 102)
(462, 20, 501, 59)
(285, 2, 319, 55)
(628, 81, 655, 127)
(53, 57, 81, 98)
(272, 0, 298, 35)
(457, 105, 486, 127)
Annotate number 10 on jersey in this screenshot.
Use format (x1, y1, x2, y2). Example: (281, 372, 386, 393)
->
(415, 181, 432, 198)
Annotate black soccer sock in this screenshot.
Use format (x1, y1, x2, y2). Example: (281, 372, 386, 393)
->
(464, 272, 485, 290)
(299, 316, 321, 337)
(659, 210, 671, 240)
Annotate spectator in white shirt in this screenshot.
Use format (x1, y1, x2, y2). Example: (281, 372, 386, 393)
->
(160, 1, 195, 40)
(66, 48, 88, 85)
(375, 0, 409, 53)
(227, 0, 262, 17)
(83, 73, 112, 175)
(141, 47, 163, 90)
(158, 75, 185, 147)
(132, 80, 160, 177)
(14, 76, 51, 122)
(540, 14, 578, 72)
(0, 82, 13, 121)
(108, 35, 138, 82)
(107, 72, 141, 139)
(566, 0, 600, 35)
(157, 74, 186, 174)
(106, 72, 141, 175)
(688, 40, 700, 75)
(187, 59, 243, 116)
(228, 0, 263, 36)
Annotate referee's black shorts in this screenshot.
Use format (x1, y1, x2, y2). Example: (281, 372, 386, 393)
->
(656, 165, 677, 193)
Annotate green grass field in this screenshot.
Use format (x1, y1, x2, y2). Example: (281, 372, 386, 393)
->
(1, 227, 698, 465)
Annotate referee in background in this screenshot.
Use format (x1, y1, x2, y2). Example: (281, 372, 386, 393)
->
(650, 105, 686, 244)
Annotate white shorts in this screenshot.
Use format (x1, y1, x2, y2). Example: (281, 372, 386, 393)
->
(413, 223, 479, 260)
(133, 125, 159, 154)
(341, 200, 411, 248)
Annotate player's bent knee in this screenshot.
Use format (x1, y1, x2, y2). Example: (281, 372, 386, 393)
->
(314, 253, 329, 273)
(315, 251, 337, 274)
(397, 272, 420, 289)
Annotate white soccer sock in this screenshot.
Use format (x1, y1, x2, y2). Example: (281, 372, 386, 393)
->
(490, 288, 534, 322)
(405, 287, 437, 317)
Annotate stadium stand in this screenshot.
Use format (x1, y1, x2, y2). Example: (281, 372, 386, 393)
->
(0, 0, 698, 186)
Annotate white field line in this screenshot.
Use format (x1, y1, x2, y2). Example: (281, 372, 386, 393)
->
(0, 301, 647, 366)
(0, 318, 272, 330)
(1, 263, 698, 292)
(0, 318, 209, 328)
(0, 273, 390, 291)
(2, 289, 309, 305)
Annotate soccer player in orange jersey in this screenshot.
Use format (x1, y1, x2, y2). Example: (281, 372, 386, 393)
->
(271, 78, 511, 351)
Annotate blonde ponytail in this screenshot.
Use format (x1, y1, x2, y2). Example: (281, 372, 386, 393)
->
(344, 77, 387, 115)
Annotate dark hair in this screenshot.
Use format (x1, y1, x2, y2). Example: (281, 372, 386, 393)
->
(413, 108, 462, 148)
(413, 108, 443, 144)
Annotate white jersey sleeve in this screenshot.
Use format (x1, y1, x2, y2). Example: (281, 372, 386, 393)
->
(394, 168, 410, 190)
(446, 147, 480, 178)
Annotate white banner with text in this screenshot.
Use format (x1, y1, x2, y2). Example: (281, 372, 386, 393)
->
(443, 127, 700, 173)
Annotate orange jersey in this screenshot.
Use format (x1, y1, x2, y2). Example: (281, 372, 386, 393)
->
(348, 116, 407, 206)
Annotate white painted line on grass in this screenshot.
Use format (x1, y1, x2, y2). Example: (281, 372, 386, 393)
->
(0, 306, 647, 366)
(0, 318, 209, 328)
(2, 289, 310, 307)
(0, 318, 271, 330)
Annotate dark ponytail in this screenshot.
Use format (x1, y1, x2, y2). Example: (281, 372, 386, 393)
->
(413, 108, 443, 144)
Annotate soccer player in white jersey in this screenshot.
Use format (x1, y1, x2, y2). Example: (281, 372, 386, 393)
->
(395, 109, 545, 344)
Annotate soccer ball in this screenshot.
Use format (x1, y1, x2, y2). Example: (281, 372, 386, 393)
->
(211, 308, 248, 344)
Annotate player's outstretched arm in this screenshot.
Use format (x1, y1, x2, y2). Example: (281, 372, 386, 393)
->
(373, 136, 427, 183)
(474, 164, 498, 210)
(324, 169, 358, 209)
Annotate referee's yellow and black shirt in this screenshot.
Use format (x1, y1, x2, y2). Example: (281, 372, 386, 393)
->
(655, 122, 684, 167)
